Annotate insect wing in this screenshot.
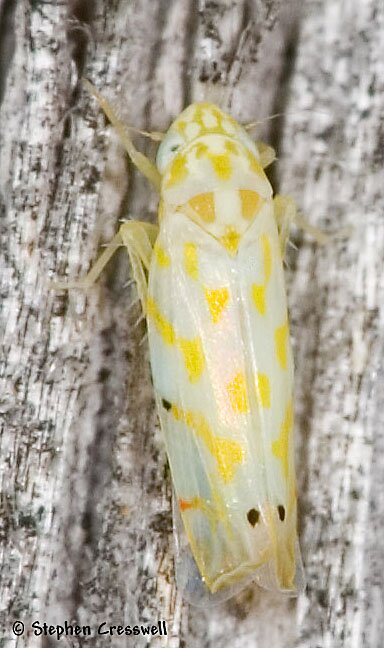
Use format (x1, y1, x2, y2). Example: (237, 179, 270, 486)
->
(147, 203, 304, 597)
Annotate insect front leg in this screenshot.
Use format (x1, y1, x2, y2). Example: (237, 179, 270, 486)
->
(52, 220, 158, 314)
(83, 80, 162, 191)
(273, 194, 330, 258)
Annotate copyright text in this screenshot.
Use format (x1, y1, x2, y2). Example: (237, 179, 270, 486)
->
(11, 619, 168, 639)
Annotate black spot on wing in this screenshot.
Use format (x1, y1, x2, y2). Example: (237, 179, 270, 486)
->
(162, 398, 172, 411)
(247, 508, 260, 527)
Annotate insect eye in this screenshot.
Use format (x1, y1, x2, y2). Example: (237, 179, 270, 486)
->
(156, 132, 185, 173)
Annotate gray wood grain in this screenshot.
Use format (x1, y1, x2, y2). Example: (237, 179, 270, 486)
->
(0, 0, 382, 646)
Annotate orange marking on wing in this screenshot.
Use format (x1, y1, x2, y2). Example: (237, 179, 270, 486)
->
(179, 497, 204, 512)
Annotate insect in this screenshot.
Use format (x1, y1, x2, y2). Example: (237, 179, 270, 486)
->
(55, 81, 307, 605)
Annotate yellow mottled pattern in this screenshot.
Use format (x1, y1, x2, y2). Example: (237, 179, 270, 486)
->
(171, 405, 244, 482)
(166, 153, 188, 187)
(204, 287, 229, 323)
(173, 103, 239, 140)
(239, 189, 261, 220)
(209, 153, 232, 180)
(220, 226, 240, 255)
(225, 140, 239, 155)
(272, 400, 293, 479)
(193, 141, 208, 158)
(189, 140, 232, 180)
(183, 242, 199, 280)
(252, 234, 272, 315)
(178, 336, 205, 382)
(275, 319, 289, 369)
(255, 372, 271, 408)
(188, 192, 215, 223)
(227, 372, 249, 413)
(175, 119, 187, 135)
(154, 242, 171, 267)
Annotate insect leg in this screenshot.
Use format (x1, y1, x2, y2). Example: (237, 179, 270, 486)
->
(51, 220, 159, 314)
(273, 194, 330, 258)
(119, 220, 159, 314)
(256, 142, 276, 169)
(273, 195, 297, 257)
(83, 80, 161, 191)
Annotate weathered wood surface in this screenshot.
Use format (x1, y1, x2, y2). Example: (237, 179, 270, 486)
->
(0, 0, 383, 646)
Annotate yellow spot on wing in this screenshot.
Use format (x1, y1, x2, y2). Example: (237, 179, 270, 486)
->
(275, 320, 289, 369)
(261, 234, 272, 282)
(251, 234, 272, 314)
(255, 372, 271, 408)
(220, 226, 240, 255)
(227, 372, 249, 413)
(204, 287, 229, 323)
(147, 297, 176, 345)
(154, 242, 170, 267)
(272, 400, 293, 479)
(147, 297, 205, 381)
(171, 405, 244, 482)
(252, 284, 266, 315)
(188, 192, 215, 223)
(178, 336, 205, 382)
(183, 242, 199, 280)
(239, 190, 262, 219)
(214, 437, 244, 483)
